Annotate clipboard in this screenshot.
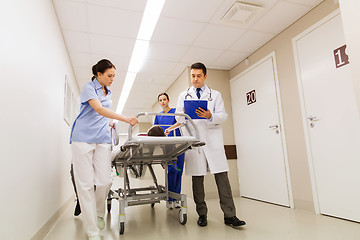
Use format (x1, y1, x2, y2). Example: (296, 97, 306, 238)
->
(184, 100, 208, 119)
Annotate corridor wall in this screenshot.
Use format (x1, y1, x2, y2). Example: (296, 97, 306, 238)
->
(0, 0, 78, 239)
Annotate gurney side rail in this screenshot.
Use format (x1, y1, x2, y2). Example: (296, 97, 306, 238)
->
(128, 112, 201, 142)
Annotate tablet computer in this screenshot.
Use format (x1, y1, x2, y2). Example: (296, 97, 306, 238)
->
(184, 100, 208, 119)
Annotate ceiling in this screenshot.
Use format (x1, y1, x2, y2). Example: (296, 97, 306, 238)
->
(52, 0, 323, 118)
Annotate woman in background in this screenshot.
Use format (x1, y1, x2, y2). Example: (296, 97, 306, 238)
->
(154, 93, 184, 209)
(70, 59, 138, 240)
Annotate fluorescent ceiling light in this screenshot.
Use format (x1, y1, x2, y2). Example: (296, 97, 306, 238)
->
(138, 0, 166, 41)
(116, 0, 165, 114)
(128, 40, 149, 73)
(116, 72, 137, 113)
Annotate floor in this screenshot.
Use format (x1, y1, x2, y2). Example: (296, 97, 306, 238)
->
(43, 192, 360, 240)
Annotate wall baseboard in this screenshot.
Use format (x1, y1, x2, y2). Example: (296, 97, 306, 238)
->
(30, 196, 74, 240)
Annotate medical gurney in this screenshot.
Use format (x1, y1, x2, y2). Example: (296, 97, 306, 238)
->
(108, 112, 204, 235)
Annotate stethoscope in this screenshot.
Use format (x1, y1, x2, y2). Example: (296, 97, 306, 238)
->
(185, 87, 213, 101)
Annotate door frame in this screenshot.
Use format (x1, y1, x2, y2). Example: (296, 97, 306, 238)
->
(292, 9, 341, 214)
(230, 52, 294, 208)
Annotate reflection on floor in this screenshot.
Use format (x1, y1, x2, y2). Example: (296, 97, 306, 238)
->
(43, 195, 360, 240)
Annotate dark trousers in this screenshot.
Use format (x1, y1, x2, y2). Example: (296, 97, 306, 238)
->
(192, 171, 236, 218)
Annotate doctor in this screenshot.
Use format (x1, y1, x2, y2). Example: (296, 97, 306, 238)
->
(174, 62, 246, 228)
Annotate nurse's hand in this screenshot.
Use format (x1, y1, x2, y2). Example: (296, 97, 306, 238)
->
(196, 107, 212, 119)
(127, 116, 138, 126)
(164, 128, 171, 135)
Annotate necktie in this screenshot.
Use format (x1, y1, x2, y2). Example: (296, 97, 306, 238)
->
(196, 88, 201, 99)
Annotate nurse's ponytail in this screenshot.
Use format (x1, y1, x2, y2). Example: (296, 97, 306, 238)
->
(91, 59, 116, 81)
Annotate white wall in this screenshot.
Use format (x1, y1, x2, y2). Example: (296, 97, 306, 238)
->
(0, 0, 78, 239)
(339, 0, 360, 119)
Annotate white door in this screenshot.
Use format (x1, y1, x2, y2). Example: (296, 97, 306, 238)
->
(293, 11, 360, 222)
(231, 53, 292, 207)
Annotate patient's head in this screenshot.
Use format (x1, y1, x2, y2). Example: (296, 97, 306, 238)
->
(147, 126, 165, 136)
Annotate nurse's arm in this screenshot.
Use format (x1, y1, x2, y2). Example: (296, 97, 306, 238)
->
(88, 99, 138, 126)
(165, 122, 181, 135)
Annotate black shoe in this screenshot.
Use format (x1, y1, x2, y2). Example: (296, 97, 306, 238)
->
(197, 215, 207, 227)
(74, 200, 81, 216)
(224, 216, 246, 227)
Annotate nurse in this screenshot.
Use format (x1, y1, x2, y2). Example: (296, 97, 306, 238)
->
(154, 93, 185, 209)
(70, 59, 138, 240)
(174, 62, 246, 228)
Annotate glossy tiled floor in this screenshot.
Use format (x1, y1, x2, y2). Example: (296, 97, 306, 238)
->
(44, 193, 360, 240)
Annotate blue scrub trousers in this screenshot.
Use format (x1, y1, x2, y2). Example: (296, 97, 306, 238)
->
(168, 153, 184, 201)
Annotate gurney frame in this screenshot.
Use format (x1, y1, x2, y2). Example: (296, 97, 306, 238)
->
(107, 112, 204, 234)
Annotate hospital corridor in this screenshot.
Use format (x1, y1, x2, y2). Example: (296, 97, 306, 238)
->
(44, 193, 360, 240)
(1, 0, 360, 239)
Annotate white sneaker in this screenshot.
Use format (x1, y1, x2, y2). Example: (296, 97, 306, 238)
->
(174, 200, 182, 208)
(97, 217, 105, 230)
(166, 201, 174, 209)
(89, 234, 101, 240)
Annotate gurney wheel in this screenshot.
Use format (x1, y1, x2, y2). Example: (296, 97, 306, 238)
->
(179, 211, 187, 225)
(119, 222, 125, 235)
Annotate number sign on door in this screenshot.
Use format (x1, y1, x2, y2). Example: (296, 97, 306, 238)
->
(333, 45, 349, 68)
(246, 90, 256, 105)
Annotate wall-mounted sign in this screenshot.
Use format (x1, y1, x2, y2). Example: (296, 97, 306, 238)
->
(333, 44, 349, 68)
(246, 89, 256, 105)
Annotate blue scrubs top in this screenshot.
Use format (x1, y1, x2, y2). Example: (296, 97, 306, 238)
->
(70, 79, 112, 144)
(154, 108, 181, 137)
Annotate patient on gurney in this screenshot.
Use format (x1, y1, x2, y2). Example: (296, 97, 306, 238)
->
(146, 125, 165, 136)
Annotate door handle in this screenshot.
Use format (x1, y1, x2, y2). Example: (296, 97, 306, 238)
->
(308, 116, 319, 121)
(269, 124, 280, 134)
(308, 116, 319, 128)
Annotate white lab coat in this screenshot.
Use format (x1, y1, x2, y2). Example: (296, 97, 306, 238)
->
(176, 85, 229, 176)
